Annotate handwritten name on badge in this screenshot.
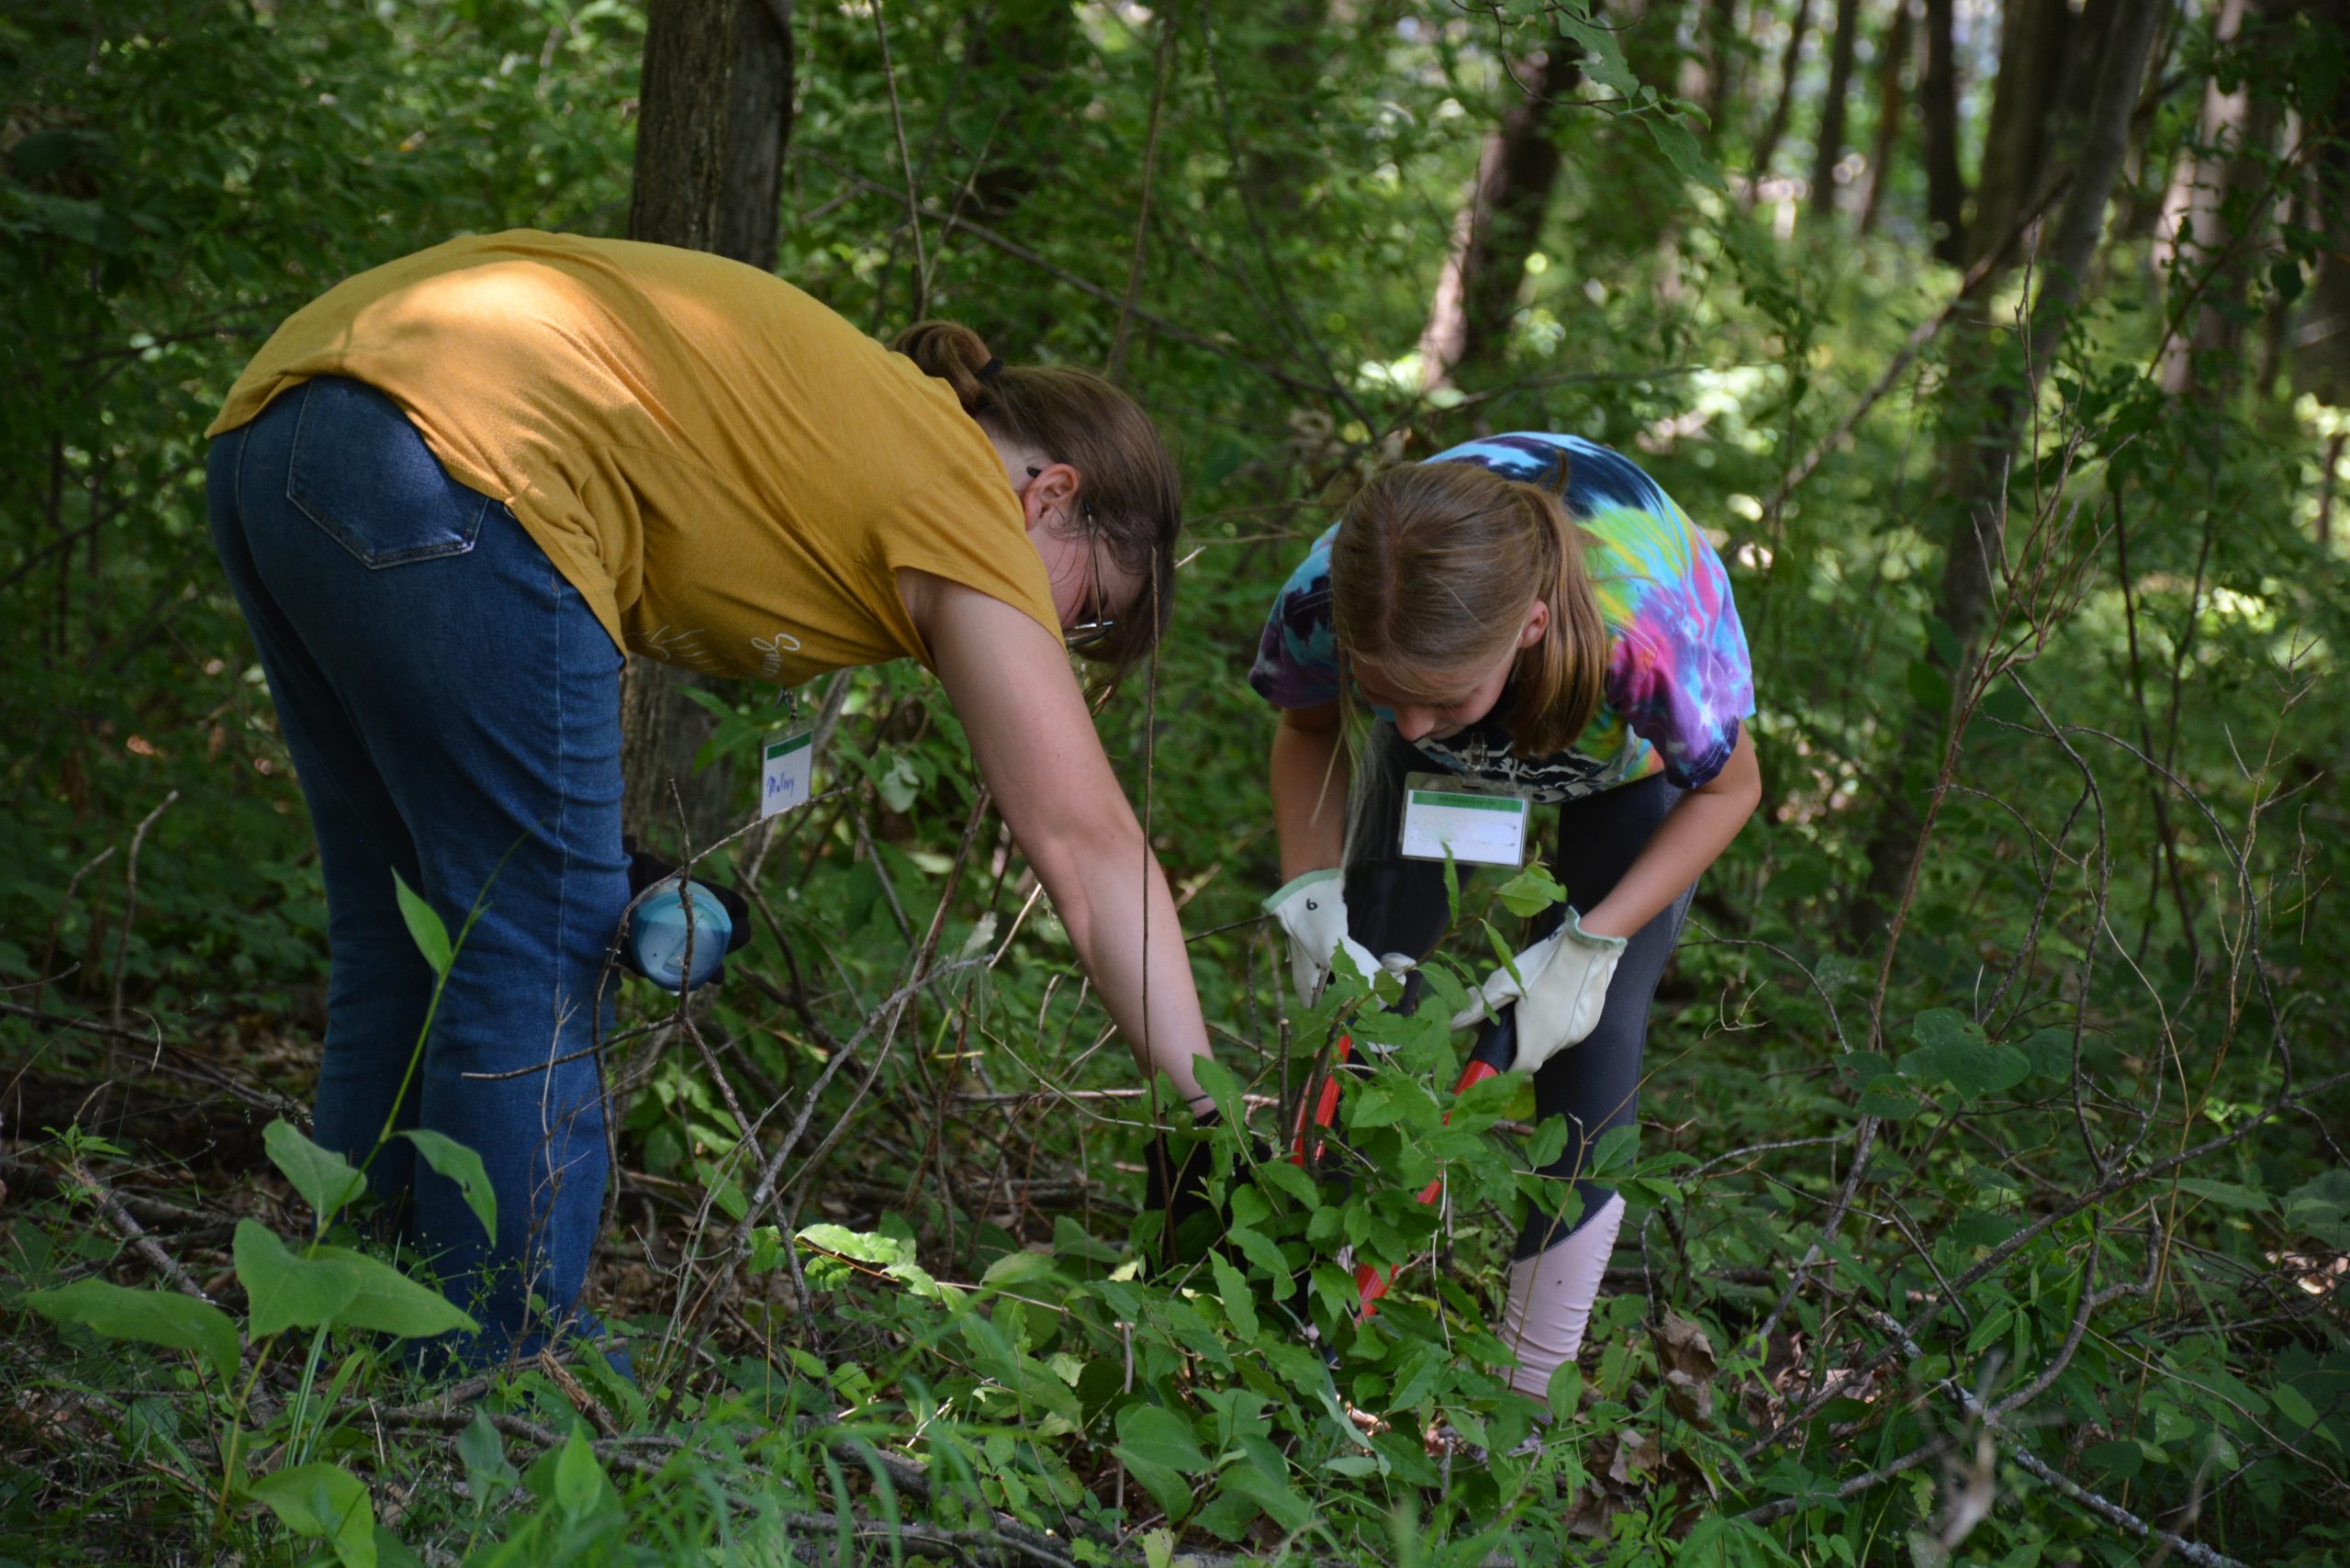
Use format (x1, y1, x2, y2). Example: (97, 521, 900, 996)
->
(762, 732, 813, 817)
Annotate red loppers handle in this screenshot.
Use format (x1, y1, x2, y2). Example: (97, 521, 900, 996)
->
(1351, 1011, 1517, 1321)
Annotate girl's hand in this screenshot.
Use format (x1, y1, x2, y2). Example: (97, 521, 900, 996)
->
(1450, 909, 1628, 1074)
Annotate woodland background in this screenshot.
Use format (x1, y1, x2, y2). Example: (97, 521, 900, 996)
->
(4, 1, 2349, 1563)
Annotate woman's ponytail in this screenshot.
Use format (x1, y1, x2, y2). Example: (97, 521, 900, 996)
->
(892, 319, 1000, 416)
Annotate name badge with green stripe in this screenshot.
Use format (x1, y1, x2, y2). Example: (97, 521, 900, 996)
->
(761, 730, 813, 817)
(1399, 772, 1529, 867)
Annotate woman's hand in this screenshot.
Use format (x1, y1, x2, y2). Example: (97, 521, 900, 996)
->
(909, 572, 1214, 1111)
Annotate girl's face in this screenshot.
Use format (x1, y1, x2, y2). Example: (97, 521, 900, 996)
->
(1352, 598, 1550, 744)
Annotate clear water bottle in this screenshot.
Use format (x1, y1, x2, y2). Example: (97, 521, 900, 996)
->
(628, 876, 733, 992)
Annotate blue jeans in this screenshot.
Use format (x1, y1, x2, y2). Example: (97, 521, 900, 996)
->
(207, 377, 626, 1365)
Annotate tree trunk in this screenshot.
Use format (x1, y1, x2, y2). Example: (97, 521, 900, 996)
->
(1692, 0, 1741, 143)
(1416, 37, 1585, 390)
(621, 0, 795, 850)
(1239, 0, 1333, 216)
(1748, 0, 1817, 196)
(1919, 0, 1965, 262)
(1847, 0, 2161, 942)
(1856, 0, 1913, 236)
(1965, 0, 2070, 273)
(2158, 0, 2280, 399)
(1807, 0, 1865, 222)
(2304, 0, 2350, 406)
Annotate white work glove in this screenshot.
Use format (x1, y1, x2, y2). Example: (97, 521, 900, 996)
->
(1263, 868, 1389, 1008)
(1450, 909, 1628, 1075)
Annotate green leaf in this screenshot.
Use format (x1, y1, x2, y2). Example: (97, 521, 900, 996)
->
(1905, 657, 1952, 715)
(308, 1246, 476, 1338)
(1494, 864, 1566, 919)
(1118, 1451, 1193, 1523)
(1227, 1225, 1292, 1296)
(1642, 110, 1727, 193)
(1857, 1074, 1919, 1121)
(1208, 1252, 1259, 1341)
(1217, 1448, 1315, 1532)
(1546, 1360, 1583, 1424)
(397, 1128, 497, 1240)
(24, 1278, 241, 1386)
(2172, 1178, 2271, 1214)
(264, 1119, 368, 1226)
(249, 1462, 375, 1568)
(554, 1427, 606, 1519)
(2272, 1382, 2320, 1431)
(390, 868, 452, 979)
(1901, 1009, 2029, 1100)
(2018, 1026, 2076, 1081)
(795, 1223, 914, 1267)
(1550, 6, 1635, 96)
(458, 1410, 519, 1513)
(235, 1220, 359, 1338)
(1115, 1404, 1208, 1473)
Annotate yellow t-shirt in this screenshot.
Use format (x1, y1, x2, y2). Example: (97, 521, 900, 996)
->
(207, 230, 1057, 686)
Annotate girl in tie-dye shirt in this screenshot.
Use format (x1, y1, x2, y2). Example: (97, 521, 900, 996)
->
(1251, 433, 1760, 1404)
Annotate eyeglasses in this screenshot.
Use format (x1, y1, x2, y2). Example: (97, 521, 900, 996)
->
(1065, 532, 1117, 652)
(1028, 465, 1114, 651)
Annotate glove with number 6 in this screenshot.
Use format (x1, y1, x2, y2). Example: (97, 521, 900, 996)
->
(1262, 868, 1385, 1008)
(1449, 909, 1628, 1075)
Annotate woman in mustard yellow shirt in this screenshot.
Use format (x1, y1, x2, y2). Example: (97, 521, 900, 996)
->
(206, 231, 1217, 1364)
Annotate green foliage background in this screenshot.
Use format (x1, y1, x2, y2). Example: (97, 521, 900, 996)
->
(4, 2, 2348, 1564)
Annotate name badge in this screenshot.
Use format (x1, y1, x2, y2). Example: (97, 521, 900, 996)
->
(761, 730, 813, 817)
(1398, 772, 1530, 867)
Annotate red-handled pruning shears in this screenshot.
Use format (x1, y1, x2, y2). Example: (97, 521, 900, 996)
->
(1288, 1008, 1520, 1321)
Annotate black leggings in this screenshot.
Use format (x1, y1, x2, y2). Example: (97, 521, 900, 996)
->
(1341, 722, 1692, 1260)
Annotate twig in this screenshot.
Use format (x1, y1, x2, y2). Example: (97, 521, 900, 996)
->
(37, 846, 115, 1013)
(868, 0, 928, 320)
(65, 1159, 218, 1305)
(111, 791, 180, 1024)
(1105, 14, 1177, 384)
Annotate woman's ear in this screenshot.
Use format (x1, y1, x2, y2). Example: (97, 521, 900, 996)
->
(1519, 598, 1551, 648)
(1022, 460, 1083, 531)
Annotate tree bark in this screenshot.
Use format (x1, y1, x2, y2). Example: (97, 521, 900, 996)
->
(1856, 0, 1913, 236)
(1965, 0, 2070, 273)
(2304, 0, 2350, 405)
(1918, 0, 1965, 262)
(1847, 0, 2161, 942)
(1696, 0, 1742, 141)
(622, 0, 795, 849)
(1747, 0, 1817, 196)
(1416, 37, 1585, 390)
(1807, 0, 1866, 222)
(2158, 0, 2283, 399)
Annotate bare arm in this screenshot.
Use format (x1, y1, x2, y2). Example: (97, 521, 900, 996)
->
(909, 573, 1214, 1109)
(1578, 724, 1762, 939)
(1270, 700, 1348, 882)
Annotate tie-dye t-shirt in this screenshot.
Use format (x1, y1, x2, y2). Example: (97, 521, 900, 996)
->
(1248, 432, 1753, 801)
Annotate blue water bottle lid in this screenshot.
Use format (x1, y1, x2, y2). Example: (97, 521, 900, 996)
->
(629, 876, 733, 992)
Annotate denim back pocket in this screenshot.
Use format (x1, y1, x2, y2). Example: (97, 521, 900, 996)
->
(285, 376, 489, 569)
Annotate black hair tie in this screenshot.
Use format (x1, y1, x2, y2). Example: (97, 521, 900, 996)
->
(976, 356, 1005, 384)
